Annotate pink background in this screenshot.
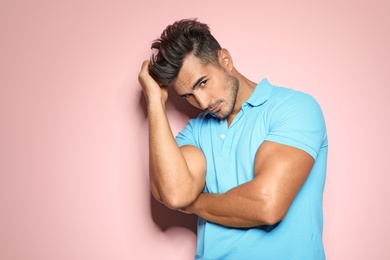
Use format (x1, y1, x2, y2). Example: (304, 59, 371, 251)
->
(1, 1, 389, 259)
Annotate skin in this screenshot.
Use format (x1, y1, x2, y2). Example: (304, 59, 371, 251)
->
(138, 48, 314, 227)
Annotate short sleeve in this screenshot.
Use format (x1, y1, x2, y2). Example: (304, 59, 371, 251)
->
(265, 91, 327, 160)
(176, 118, 199, 148)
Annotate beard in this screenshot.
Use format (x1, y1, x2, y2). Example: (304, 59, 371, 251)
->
(214, 71, 239, 119)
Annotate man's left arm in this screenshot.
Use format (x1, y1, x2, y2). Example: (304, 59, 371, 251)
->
(184, 90, 326, 228)
(184, 140, 314, 228)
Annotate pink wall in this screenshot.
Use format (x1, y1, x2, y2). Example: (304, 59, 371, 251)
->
(1, 1, 389, 259)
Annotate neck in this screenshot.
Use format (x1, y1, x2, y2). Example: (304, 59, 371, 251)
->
(226, 68, 257, 126)
(235, 69, 257, 106)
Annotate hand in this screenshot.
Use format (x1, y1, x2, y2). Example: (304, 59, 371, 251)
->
(138, 60, 168, 105)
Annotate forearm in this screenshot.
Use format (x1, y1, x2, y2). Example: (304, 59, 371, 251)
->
(186, 180, 283, 228)
(147, 101, 200, 208)
(138, 60, 205, 209)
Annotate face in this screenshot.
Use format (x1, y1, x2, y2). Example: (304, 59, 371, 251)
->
(173, 54, 239, 119)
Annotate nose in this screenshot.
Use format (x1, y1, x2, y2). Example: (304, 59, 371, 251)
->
(193, 91, 209, 110)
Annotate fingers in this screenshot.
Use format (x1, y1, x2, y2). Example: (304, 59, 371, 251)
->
(138, 60, 167, 102)
(140, 60, 149, 71)
(138, 60, 150, 81)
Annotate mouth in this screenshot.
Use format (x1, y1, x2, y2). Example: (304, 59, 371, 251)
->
(209, 101, 222, 114)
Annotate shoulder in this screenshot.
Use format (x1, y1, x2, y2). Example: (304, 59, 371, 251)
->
(270, 85, 318, 104)
(265, 87, 327, 158)
(267, 86, 323, 118)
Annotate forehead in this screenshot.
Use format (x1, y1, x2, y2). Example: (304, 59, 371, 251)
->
(173, 55, 216, 89)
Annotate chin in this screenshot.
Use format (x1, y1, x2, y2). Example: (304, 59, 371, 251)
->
(217, 112, 230, 120)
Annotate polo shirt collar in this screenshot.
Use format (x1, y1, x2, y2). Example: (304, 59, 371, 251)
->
(207, 78, 273, 119)
(244, 78, 273, 108)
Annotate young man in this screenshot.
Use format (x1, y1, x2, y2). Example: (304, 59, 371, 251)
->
(138, 19, 327, 259)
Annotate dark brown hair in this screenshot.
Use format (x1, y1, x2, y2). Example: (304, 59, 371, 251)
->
(148, 18, 222, 86)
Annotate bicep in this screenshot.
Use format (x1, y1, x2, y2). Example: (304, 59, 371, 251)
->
(149, 144, 206, 206)
(253, 141, 314, 219)
(180, 145, 207, 195)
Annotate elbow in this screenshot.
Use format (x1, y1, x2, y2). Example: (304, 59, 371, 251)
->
(161, 193, 194, 210)
(260, 211, 285, 226)
(150, 189, 187, 209)
(158, 181, 203, 210)
(255, 198, 288, 226)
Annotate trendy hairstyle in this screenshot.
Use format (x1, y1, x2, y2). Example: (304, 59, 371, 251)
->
(148, 18, 222, 86)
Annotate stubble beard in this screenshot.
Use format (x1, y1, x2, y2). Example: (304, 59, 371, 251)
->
(216, 72, 239, 119)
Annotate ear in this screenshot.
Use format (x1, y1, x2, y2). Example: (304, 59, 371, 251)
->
(219, 48, 233, 72)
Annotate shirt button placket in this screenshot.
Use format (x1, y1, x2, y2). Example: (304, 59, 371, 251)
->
(219, 119, 226, 141)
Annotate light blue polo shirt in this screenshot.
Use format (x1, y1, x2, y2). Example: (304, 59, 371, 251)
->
(176, 79, 328, 260)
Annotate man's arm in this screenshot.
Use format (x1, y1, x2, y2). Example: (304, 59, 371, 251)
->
(138, 60, 206, 209)
(184, 140, 314, 228)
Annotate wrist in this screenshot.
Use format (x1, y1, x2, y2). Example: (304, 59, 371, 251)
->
(147, 97, 167, 112)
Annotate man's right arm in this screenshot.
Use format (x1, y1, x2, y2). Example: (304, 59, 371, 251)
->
(138, 60, 206, 210)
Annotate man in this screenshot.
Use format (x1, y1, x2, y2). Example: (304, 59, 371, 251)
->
(138, 18, 327, 259)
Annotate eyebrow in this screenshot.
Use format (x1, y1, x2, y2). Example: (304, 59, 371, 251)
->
(192, 75, 208, 90)
(179, 76, 208, 98)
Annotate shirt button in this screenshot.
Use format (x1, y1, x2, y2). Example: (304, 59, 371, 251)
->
(220, 134, 225, 139)
(219, 120, 223, 124)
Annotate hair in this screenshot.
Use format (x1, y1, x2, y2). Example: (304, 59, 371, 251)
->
(148, 18, 222, 86)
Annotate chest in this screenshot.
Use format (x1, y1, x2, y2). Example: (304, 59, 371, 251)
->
(198, 108, 270, 193)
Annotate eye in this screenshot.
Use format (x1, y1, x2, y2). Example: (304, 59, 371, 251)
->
(181, 94, 193, 99)
(199, 79, 208, 87)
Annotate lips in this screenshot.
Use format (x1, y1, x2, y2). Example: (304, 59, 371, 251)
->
(210, 101, 222, 113)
